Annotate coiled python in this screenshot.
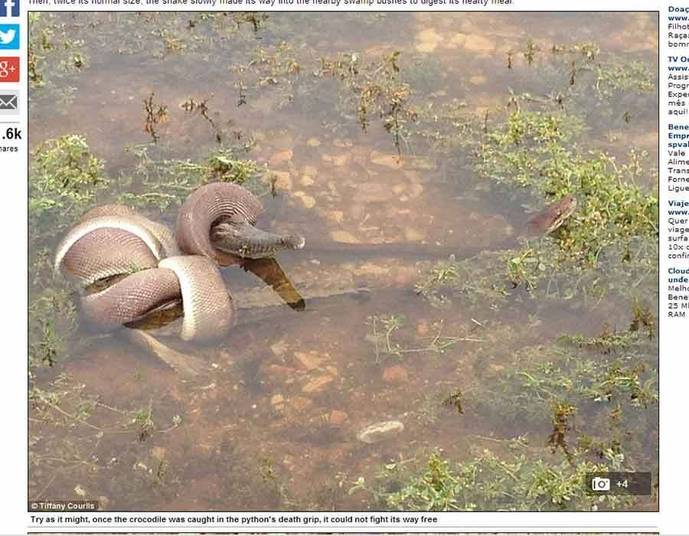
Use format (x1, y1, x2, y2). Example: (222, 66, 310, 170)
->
(54, 182, 305, 374)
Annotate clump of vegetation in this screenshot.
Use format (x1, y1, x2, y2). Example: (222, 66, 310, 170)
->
(29, 135, 105, 246)
(117, 144, 268, 212)
(592, 59, 655, 99)
(484, 327, 657, 420)
(143, 92, 169, 143)
(28, 13, 88, 104)
(351, 441, 633, 511)
(551, 41, 600, 62)
(365, 313, 405, 362)
(29, 135, 105, 369)
(230, 12, 269, 32)
(365, 313, 480, 363)
(506, 38, 653, 106)
(547, 401, 577, 461)
(131, 400, 156, 441)
(416, 104, 657, 307)
(29, 288, 77, 368)
(156, 27, 187, 54)
(630, 300, 655, 338)
(232, 42, 302, 109)
(471, 319, 657, 483)
(355, 312, 656, 511)
(180, 96, 232, 144)
(247, 41, 301, 86)
(478, 108, 657, 264)
(441, 388, 464, 415)
(206, 150, 263, 185)
(318, 51, 417, 153)
(414, 253, 510, 310)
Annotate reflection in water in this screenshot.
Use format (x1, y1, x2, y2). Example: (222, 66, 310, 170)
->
(242, 257, 306, 311)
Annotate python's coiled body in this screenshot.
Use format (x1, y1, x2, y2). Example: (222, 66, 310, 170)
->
(176, 182, 263, 265)
(54, 182, 301, 344)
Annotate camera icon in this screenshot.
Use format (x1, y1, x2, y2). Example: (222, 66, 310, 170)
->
(591, 476, 611, 492)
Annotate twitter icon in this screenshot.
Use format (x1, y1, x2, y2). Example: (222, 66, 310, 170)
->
(0, 25, 19, 51)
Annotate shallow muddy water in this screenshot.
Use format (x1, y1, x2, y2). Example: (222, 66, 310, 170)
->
(29, 12, 658, 511)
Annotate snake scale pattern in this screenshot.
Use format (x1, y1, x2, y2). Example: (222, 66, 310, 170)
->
(54, 182, 305, 343)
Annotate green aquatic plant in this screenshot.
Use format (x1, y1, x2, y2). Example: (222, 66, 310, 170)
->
(558, 324, 638, 354)
(318, 50, 417, 153)
(29, 135, 105, 245)
(353, 442, 634, 511)
(29, 135, 105, 369)
(593, 59, 655, 99)
(442, 388, 464, 415)
(28, 288, 78, 368)
(117, 145, 267, 211)
(469, 320, 657, 486)
(487, 327, 657, 414)
(365, 314, 476, 363)
(232, 41, 302, 109)
(415, 252, 510, 310)
(519, 39, 653, 105)
(143, 92, 169, 143)
(547, 401, 577, 461)
(551, 41, 600, 62)
(472, 107, 658, 299)
(28, 13, 89, 101)
(523, 38, 540, 66)
(180, 96, 228, 144)
(131, 400, 156, 442)
(629, 299, 656, 338)
(231, 12, 269, 32)
(366, 313, 405, 362)
(206, 150, 263, 184)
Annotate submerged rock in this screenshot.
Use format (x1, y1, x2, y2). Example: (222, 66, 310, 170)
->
(356, 420, 405, 444)
(329, 410, 349, 426)
(293, 351, 324, 371)
(272, 171, 292, 190)
(382, 365, 408, 385)
(302, 373, 335, 393)
(300, 175, 315, 186)
(294, 190, 316, 208)
(330, 230, 360, 244)
(370, 150, 403, 169)
(269, 149, 293, 166)
(414, 27, 442, 53)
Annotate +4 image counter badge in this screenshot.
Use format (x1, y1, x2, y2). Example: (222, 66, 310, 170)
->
(0, 24, 19, 49)
(0, 0, 19, 17)
(0, 57, 18, 82)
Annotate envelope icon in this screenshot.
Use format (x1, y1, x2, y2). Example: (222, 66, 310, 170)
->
(0, 91, 18, 115)
(0, 94, 17, 110)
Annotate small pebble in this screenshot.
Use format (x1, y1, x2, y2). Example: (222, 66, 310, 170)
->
(357, 420, 405, 444)
(330, 230, 360, 244)
(329, 410, 349, 426)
